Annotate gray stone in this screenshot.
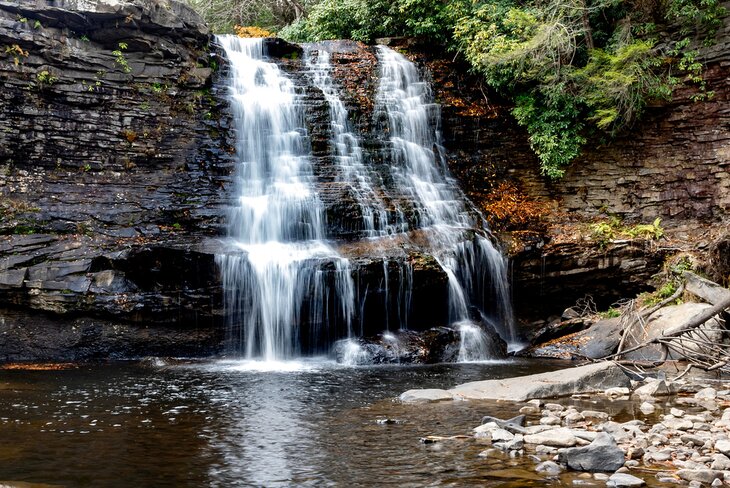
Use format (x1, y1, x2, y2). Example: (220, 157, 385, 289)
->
(715, 439, 730, 455)
(623, 303, 726, 361)
(540, 415, 562, 426)
(525, 428, 578, 447)
(446, 362, 631, 401)
(670, 408, 685, 417)
(520, 405, 541, 414)
(399, 389, 453, 403)
(696, 387, 718, 400)
(535, 460, 562, 475)
(581, 410, 609, 420)
(639, 402, 656, 414)
(711, 453, 730, 470)
(661, 416, 693, 431)
(677, 469, 724, 484)
(491, 428, 515, 442)
(632, 379, 672, 398)
(480, 414, 526, 432)
(606, 473, 645, 487)
(558, 432, 626, 472)
(604, 387, 630, 398)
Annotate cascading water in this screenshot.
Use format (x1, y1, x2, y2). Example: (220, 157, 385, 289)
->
(215, 36, 354, 361)
(216, 37, 517, 363)
(304, 47, 393, 238)
(375, 45, 518, 350)
(304, 46, 413, 334)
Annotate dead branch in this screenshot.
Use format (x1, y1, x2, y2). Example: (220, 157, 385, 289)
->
(601, 293, 730, 362)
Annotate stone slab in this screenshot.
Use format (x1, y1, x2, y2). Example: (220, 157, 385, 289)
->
(402, 362, 630, 403)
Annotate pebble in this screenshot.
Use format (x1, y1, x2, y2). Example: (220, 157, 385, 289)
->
(696, 387, 717, 400)
(535, 460, 562, 475)
(714, 439, 730, 455)
(661, 416, 693, 431)
(540, 415, 561, 426)
(606, 472, 645, 487)
(520, 405, 541, 414)
(491, 428, 515, 442)
(711, 453, 730, 470)
(639, 402, 655, 414)
(604, 387, 631, 398)
(469, 381, 730, 487)
(544, 403, 564, 412)
(581, 410, 609, 420)
(677, 468, 724, 484)
(564, 412, 584, 424)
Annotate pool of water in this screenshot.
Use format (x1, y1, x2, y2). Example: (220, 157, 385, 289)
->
(0, 359, 667, 487)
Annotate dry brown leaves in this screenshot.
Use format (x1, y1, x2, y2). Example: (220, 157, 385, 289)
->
(234, 25, 275, 38)
(483, 182, 551, 231)
(0, 363, 77, 371)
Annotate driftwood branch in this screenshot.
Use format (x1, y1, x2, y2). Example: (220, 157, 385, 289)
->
(601, 285, 730, 364)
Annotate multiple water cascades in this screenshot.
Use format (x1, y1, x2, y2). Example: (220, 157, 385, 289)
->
(216, 36, 517, 363)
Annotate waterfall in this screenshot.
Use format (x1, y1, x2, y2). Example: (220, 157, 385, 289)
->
(304, 47, 394, 238)
(375, 46, 518, 348)
(215, 37, 517, 362)
(216, 36, 355, 361)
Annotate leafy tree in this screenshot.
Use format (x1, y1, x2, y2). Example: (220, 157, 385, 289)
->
(186, 0, 726, 178)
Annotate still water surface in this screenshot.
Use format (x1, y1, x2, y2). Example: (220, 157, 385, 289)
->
(0, 360, 662, 487)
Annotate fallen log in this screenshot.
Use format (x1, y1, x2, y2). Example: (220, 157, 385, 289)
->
(684, 271, 730, 305)
(601, 293, 730, 361)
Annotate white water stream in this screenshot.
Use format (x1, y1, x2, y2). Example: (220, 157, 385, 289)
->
(216, 37, 517, 362)
(216, 37, 354, 361)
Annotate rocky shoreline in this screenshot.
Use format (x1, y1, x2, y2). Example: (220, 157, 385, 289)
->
(401, 361, 730, 487)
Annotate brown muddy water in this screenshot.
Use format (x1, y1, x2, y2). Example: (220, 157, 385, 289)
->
(0, 359, 675, 487)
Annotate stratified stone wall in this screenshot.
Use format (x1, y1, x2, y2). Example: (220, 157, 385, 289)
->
(0, 0, 234, 360)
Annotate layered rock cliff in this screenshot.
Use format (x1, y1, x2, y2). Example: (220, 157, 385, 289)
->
(0, 0, 234, 359)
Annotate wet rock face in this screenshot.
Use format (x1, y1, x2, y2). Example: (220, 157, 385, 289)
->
(0, 0, 235, 359)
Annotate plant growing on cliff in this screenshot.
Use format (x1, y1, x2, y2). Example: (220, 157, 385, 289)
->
(36, 70, 58, 87)
(4, 44, 29, 66)
(113, 42, 132, 73)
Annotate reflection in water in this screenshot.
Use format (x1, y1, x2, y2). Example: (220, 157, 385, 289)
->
(0, 360, 662, 487)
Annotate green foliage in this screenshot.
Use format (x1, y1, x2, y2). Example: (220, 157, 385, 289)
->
(185, 0, 726, 178)
(36, 70, 58, 86)
(590, 215, 622, 243)
(448, 0, 724, 177)
(4, 44, 29, 66)
(640, 280, 682, 306)
(625, 217, 664, 240)
(665, 0, 726, 37)
(513, 89, 585, 178)
(599, 307, 622, 318)
(280, 0, 466, 43)
(589, 216, 664, 245)
(112, 42, 132, 73)
(151, 82, 167, 94)
(574, 40, 671, 132)
(668, 255, 693, 275)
